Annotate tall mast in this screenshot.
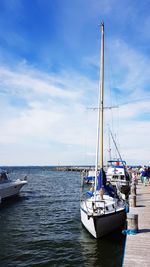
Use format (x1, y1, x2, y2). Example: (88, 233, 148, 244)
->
(108, 130, 111, 162)
(99, 22, 104, 169)
(94, 22, 104, 192)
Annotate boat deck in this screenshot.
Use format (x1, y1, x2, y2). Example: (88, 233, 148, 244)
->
(123, 182, 150, 267)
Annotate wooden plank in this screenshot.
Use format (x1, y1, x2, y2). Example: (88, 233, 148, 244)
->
(123, 182, 150, 267)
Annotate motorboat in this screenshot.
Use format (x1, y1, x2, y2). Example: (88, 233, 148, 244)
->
(0, 170, 27, 203)
(106, 160, 130, 199)
(82, 169, 95, 185)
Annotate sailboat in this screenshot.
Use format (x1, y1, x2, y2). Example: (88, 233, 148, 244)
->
(80, 23, 126, 238)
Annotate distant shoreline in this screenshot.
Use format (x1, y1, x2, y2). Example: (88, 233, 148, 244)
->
(1, 165, 142, 172)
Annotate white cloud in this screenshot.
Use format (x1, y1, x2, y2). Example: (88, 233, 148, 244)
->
(0, 66, 81, 100)
(0, 63, 98, 165)
(1, 31, 150, 165)
(106, 38, 150, 96)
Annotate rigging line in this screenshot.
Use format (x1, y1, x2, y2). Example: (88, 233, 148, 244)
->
(109, 129, 125, 165)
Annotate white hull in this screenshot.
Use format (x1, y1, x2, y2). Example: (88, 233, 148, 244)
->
(0, 180, 27, 200)
(80, 197, 126, 238)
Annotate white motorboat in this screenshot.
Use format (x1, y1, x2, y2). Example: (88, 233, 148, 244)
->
(106, 130, 130, 198)
(106, 160, 130, 199)
(0, 170, 27, 203)
(82, 169, 95, 185)
(80, 23, 126, 238)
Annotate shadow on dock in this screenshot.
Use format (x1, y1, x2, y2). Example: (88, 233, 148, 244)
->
(138, 229, 150, 233)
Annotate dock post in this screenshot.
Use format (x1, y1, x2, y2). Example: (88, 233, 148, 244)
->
(129, 194, 136, 207)
(129, 182, 137, 207)
(131, 182, 136, 195)
(127, 213, 138, 234)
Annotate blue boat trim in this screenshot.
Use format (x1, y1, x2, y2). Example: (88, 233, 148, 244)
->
(80, 206, 87, 214)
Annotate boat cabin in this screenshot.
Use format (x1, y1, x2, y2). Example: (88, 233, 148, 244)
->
(106, 160, 130, 182)
(0, 171, 9, 183)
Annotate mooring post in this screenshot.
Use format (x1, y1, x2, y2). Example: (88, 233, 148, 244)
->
(129, 182, 137, 207)
(131, 182, 137, 195)
(129, 194, 136, 207)
(127, 213, 138, 234)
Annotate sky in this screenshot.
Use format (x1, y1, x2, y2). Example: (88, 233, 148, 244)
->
(0, 0, 150, 166)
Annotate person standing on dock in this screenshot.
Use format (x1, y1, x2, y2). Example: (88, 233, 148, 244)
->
(132, 171, 138, 185)
(140, 166, 148, 185)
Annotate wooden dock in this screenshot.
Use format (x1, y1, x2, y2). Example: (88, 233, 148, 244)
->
(123, 182, 150, 267)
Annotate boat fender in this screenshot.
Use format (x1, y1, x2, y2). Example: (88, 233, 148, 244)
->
(125, 204, 129, 213)
(122, 229, 138, 235)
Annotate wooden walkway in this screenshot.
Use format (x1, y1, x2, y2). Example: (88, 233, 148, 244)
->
(123, 182, 150, 267)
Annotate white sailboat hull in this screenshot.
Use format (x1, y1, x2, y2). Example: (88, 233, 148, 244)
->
(0, 180, 27, 200)
(80, 201, 126, 238)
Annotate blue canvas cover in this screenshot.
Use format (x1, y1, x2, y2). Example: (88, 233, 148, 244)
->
(96, 168, 106, 190)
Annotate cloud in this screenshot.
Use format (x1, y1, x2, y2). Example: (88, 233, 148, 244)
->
(1, 36, 150, 166)
(0, 62, 98, 165)
(0, 66, 81, 100)
(0, 0, 150, 166)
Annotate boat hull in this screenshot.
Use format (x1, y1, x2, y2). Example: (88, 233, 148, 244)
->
(80, 205, 126, 238)
(0, 180, 27, 200)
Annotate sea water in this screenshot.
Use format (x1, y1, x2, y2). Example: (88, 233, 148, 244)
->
(0, 167, 126, 267)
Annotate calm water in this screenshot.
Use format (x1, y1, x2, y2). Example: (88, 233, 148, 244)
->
(0, 168, 126, 267)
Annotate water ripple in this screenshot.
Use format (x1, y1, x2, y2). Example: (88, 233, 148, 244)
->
(0, 168, 126, 267)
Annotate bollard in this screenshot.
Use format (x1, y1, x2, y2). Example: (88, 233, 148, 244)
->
(129, 194, 136, 207)
(131, 183, 136, 195)
(127, 213, 138, 234)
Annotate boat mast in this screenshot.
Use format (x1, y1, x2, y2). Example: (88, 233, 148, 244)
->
(108, 131, 112, 162)
(94, 22, 104, 191)
(99, 22, 104, 169)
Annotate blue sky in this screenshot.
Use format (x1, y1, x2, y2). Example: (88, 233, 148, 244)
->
(0, 0, 150, 166)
